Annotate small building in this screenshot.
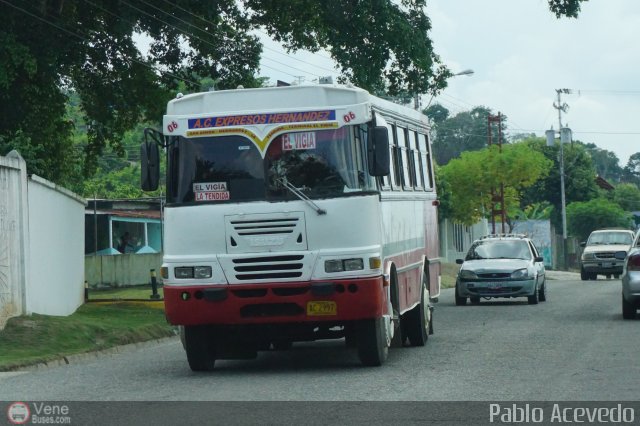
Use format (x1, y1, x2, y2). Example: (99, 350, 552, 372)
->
(85, 198, 162, 255)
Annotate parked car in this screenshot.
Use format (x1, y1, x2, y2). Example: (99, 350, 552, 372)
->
(580, 229, 635, 280)
(618, 231, 640, 319)
(455, 234, 546, 305)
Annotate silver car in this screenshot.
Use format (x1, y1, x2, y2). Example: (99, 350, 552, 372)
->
(455, 235, 546, 305)
(580, 229, 635, 280)
(619, 231, 640, 319)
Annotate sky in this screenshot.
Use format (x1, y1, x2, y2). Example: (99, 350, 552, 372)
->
(255, 0, 640, 167)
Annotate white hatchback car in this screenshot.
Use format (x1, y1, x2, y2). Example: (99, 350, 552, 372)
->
(455, 234, 546, 305)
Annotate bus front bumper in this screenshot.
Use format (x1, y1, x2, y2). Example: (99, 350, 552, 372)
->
(163, 277, 386, 326)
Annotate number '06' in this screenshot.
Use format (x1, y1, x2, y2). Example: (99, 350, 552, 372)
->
(343, 111, 356, 122)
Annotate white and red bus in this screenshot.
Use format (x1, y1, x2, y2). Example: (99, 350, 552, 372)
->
(141, 83, 440, 370)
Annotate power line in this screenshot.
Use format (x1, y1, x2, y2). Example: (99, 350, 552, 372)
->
(155, 0, 336, 66)
(3, 0, 201, 87)
(112, 0, 318, 79)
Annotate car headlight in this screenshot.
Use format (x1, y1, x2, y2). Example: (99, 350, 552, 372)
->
(511, 268, 530, 279)
(459, 269, 478, 280)
(325, 258, 364, 273)
(582, 252, 595, 261)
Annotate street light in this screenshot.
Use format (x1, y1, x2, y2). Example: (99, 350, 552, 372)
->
(422, 68, 475, 110)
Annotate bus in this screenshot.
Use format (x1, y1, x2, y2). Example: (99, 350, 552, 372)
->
(141, 83, 440, 371)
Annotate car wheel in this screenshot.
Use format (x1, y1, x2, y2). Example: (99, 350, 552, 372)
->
(614, 274, 620, 279)
(538, 281, 547, 302)
(580, 268, 588, 281)
(606, 274, 612, 279)
(528, 285, 539, 305)
(590, 273, 598, 280)
(622, 294, 636, 320)
(470, 297, 480, 305)
(455, 284, 467, 306)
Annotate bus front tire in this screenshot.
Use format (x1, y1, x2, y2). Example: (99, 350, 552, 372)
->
(356, 317, 389, 366)
(184, 325, 217, 372)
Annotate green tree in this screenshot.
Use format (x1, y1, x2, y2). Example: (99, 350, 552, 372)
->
(611, 183, 640, 212)
(1, 0, 591, 187)
(581, 142, 622, 182)
(429, 105, 506, 166)
(622, 152, 640, 186)
(440, 143, 552, 225)
(567, 198, 633, 241)
(520, 138, 600, 230)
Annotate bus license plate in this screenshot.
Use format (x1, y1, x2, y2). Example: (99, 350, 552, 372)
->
(307, 301, 337, 316)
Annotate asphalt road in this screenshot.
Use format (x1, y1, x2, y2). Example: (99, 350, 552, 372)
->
(2, 276, 640, 402)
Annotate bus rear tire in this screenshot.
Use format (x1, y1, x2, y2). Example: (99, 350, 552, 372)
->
(356, 317, 389, 366)
(406, 279, 430, 346)
(184, 325, 217, 372)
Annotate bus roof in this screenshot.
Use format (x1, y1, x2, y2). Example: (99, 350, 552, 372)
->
(166, 84, 429, 128)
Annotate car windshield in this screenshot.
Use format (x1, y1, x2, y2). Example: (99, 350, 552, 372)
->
(587, 232, 633, 245)
(465, 240, 531, 261)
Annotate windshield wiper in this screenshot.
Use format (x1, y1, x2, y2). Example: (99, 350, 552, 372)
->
(278, 177, 327, 215)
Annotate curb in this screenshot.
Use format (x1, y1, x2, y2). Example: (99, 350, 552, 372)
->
(7, 335, 180, 373)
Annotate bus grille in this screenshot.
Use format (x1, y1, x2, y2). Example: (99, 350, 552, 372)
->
(230, 217, 300, 235)
(232, 255, 304, 281)
(225, 212, 308, 253)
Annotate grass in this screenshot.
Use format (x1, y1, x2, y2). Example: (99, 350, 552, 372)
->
(0, 302, 175, 371)
(440, 262, 460, 289)
(88, 284, 164, 300)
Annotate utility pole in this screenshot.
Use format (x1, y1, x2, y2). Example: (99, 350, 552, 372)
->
(487, 113, 505, 234)
(553, 88, 571, 269)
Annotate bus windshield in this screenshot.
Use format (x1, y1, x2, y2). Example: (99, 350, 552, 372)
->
(166, 126, 376, 204)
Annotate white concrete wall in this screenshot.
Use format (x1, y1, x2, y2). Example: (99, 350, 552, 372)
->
(0, 152, 29, 328)
(439, 218, 488, 263)
(26, 176, 86, 316)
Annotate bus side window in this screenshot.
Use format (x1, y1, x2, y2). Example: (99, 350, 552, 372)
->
(396, 126, 412, 190)
(408, 130, 422, 190)
(418, 133, 434, 190)
(390, 124, 402, 190)
(380, 123, 394, 190)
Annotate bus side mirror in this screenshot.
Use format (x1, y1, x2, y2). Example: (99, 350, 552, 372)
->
(141, 129, 161, 191)
(368, 126, 390, 177)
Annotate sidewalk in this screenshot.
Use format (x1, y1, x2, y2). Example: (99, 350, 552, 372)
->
(545, 269, 580, 280)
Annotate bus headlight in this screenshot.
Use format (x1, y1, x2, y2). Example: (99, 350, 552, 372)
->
(194, 266, 212, 279)
(174, 266, 213, 279)
(175, 267, 194, 279)
(325, 258, 365, 273)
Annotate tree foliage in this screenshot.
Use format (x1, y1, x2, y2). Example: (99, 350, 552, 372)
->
(566, 198, 633, 242)
(622, 153, 640, 186)
(440, 143, 552, 225)
(427, 104, 507, 166)
(611, 183, 640, 212)
(1, 0, 591, 188)
(547, 0, 589, 18)
(520, 138, 600, 230)
(581, 142, 623, 182)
